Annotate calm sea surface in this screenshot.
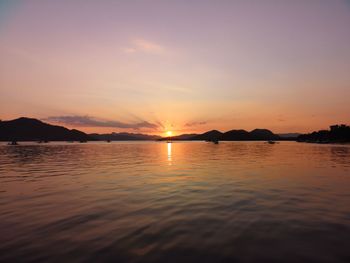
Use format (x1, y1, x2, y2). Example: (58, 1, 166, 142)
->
(0, 141, 350, 262)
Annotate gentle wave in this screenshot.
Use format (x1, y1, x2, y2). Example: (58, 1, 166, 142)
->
(0, 141, 350, 262)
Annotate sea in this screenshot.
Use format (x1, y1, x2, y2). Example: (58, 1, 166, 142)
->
(1, 141, 350, 262)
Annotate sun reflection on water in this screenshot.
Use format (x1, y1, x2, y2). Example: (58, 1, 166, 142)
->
(1, 142, 350, 262)
(167, 142, 172, 164)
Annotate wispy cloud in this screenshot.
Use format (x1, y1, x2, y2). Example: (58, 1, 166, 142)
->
(45, 116, 158, 130)
(123, 38, 164, 54)
(184, 121, 207, 127)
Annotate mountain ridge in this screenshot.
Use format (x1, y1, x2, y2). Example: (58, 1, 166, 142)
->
(0, 117, 90, 141)
(4, 117, 341, 142)
(89, 132, 161, 141)
(297, 125, 350, 143)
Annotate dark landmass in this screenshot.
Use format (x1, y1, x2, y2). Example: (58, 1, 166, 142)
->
(160, 133, 199, 141)
(0, 117, 90, 141)
(278, 133, 301, 139)
(190, 130, 223, 141)
(90, 132, 161, 141)
(172, 133, 199, 140)
(160, 128, 280, 141)
(221, 129, 250, 140)
(297, 125, 350, 143)
(0, 118, 161, 142)
(0, 117, 283, 142)
(2, 117, 348, 144)
(190, 128, 279, 141)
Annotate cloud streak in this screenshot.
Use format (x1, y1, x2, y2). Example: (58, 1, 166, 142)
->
(45, 116, 159, 130)
(123, 38, 164, 54)
(184, 121, 207, 127)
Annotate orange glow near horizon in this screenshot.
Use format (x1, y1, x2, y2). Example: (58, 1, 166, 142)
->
(1, 1, 349, 135)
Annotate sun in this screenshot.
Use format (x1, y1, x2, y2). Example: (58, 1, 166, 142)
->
(166, 131, 173, 137)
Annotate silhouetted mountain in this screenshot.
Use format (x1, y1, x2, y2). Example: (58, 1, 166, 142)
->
(297, 125, 350, 143)
(249, 129, 279, 140)
(278, 133, 301, 139)
(172, 133, 198, 140)
(0, 117, 90, 141)
(0, 117, 302, 142)
(188, 128, 279, 141)
(159, 133, 198, 141)
(191, 130, 223, 140)
(90, 132, 161, 141)
(222, 129, 250, 140)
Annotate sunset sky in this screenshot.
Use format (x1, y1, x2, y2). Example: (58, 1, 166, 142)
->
(1, 0, 349, 135)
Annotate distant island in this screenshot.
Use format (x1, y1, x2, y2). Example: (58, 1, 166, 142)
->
(297, 125, 350, 143)
(0, 117, 161, 142)
(0, 117, 90, 142)
(89, 133, 161, 141)
(160, 129, 281, 141)
(0, 117, 349, 143)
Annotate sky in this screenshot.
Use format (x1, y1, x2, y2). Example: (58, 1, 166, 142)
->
(1, 0, 349, 135)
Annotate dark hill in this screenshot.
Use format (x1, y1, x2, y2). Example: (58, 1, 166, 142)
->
(190, 129, 279, 141)
(222, 129, 250, 140)
(278, 133, 301, 139)
(0, 117, 90, 141)
(297, 124, 350, 143)
(90, 132, 161, 141)
(191, 130, 223, 140)
(170, 133, 198, 140)
(158, 133, 198, 141)
(249, 129, 279, 140)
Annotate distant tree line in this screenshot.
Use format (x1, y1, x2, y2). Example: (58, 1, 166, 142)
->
(297, 124, 350, 143)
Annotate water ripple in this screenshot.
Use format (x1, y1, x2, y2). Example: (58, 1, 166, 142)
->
(0, 142, 350, 262)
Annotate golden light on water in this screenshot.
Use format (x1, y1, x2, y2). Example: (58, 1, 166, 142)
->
(167, 142, 172, 163)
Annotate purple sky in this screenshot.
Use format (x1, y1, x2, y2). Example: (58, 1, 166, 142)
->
(1, 0, 349, 135)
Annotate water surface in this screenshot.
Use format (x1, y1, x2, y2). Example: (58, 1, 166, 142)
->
(1, 141, 350, 262)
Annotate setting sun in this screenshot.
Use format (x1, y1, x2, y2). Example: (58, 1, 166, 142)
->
(1, 1, 350, 262)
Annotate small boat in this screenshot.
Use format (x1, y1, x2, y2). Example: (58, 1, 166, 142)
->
(206, 138, 219, 144)
(267, 140, 276, 144)
(106, 140, 111, 143)
(8, 141, 18, 145)
(79, 140, 87, 143)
